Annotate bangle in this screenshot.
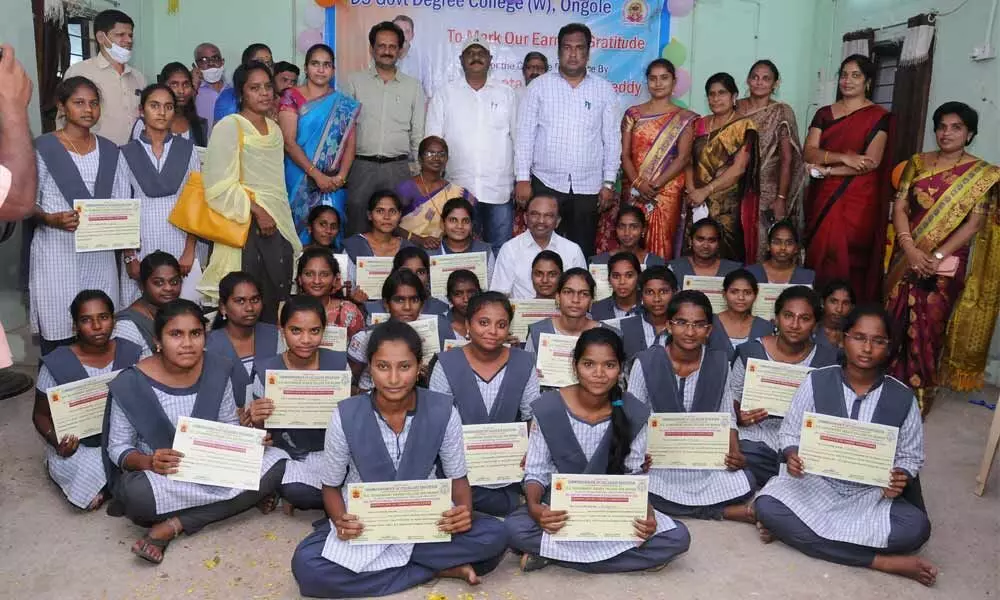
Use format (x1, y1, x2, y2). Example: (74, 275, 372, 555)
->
(777, 194, 787, 200)
(823, 151, 830, 165)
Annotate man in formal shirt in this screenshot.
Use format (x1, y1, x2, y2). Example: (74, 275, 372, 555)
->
(516, 51, 549, 105)
(514, 23, 620, 258)
(213, 43, 273, 126)
(426, 35, 517, 254)
(492, 195, 586, 299)
(273, 62, 300, 96)
(192, 42, 229, 135)
(63, 9, 146, 145)
(344, 21, 426, 236)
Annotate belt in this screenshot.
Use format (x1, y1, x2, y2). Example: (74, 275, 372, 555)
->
(356, 154, 408, 163)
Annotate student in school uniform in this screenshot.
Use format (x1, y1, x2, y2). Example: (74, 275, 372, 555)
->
(524, 268, 609, 354)
(506, 328, 691, 573)
(33, 290, 142, 511)
(744, 220, 815, 285)
(31, 76, 130, 356)
(591, 252, 640, 322)
(589, 206, 666, 268)
(304, 205, 344, 253)
(112, 251, 182, 358)
(443, 269, 481, 340)
(817, 278, 856, 353)
(296, 248, 366, 339)
(249, 295, 349, 513)
(727, 286, 838, 487)
(667, 217, 742, 280)
(753, 305, 937, 586)
(429, 197, 496, 286)
(628, 290, 756, 522)
(104, 300, 287, 564)
(363, 246, 449, 321)
(530, 250, 563, 300)
(342, 190, 416, 304)
(430, 291, 540, 516)
(616, 265, 677, 360)
(708, 268, 773, 364)
(291, 320, 509, 598)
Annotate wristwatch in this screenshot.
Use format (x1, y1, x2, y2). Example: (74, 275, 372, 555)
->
(933, 251, 945, 260)
(602, 180, 614, 191)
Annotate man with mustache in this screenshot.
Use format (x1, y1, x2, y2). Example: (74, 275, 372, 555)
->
(426, 35, 517, 254)
(344, 21, 426, 236)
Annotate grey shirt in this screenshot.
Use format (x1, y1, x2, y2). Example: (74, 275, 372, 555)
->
(344, 66, 425, 160)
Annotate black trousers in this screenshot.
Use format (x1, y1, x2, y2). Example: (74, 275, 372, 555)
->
(530, 176, 600, 258)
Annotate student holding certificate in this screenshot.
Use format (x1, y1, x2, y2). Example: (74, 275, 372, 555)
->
(707, 269, 773, 364)
(33, 291, 142, 510)
(524, 268, 608, 355)
(727, 286, 838, 486)
(295, 248, 366, 339)
(744, 220, 815, 285)
(589, 207, 667, 268)
(590, 252, 641, 321)
(530, 250, 564, 300)
(628, 290, 756, 522)
(104, 300, 287, 564)
(617, 265, 678, 360)
(429, 197, 495, 288)
(363, 247, 449, 322)
(754, 306, 936, 586)
(429, 292, 540, 516)
(249, 295, 349, 513)
(291, 321, 508, 598)
(667, 218, 742, 280)
(443, 269, 481, 340)
(506, 328, 690, 573)
(817, 279, 856, 354)
(341, 190, 416, 303)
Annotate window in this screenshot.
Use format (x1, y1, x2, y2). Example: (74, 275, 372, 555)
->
(871, 42, 901, 111)
(67, 19, 91, 68)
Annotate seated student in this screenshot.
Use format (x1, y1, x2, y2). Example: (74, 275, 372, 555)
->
(727, 286, 838, 487)
(348, 270, 455, 392)
(291, 321, 508, 598)
(617, 265, 677, 359)
(342, 190, 417, 303)
(531, 250, 563, 300)
(296, 248, 366, 339)
(817, 279, 855, 352)
(745, 220, 815, 285)
(506, 328, 690, 573)
(591, 252, 641, 321)
(444, 269, 481, 340)
(105, 299, 287, 564)
(668, 218, 742, 280)
(628, 290, 755, 521)
(590, 206, 666, 268)
(753, 305, 936, 586)
(708, 269, 774, 364)
(249, 295, 349, 513)
(430, 292, 540, 516)
(112, 251, 182, 358)
(525, 268, 608, 354)
(304, 205, 344, 253)
(33, 290, 142, 511)
(429, 197, 495, 287)
(363, 246, 449, 321)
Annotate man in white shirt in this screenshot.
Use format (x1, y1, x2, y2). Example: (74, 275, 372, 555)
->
(514, 23, 620, 259)
(492, 195, 586, 299)
(426, 35, 517, 254)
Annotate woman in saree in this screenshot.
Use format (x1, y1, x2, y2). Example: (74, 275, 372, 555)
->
(803, 54, 892, 303)
(885, 102, 1000, 413)
(278, 44, 359, 246)
(736, 60, 806, 256)
(685, 73, 760, 263)
(395, 136, 477, 249)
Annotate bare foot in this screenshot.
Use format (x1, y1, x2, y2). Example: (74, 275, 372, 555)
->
(723, 503, 757, 524)
(436, 564, 480, 586)
(281, 501, 295, 516)
(756, 522, 774, 543)
(87, 491, 106, 512)
(257, 493, 279, 514)
(871, 555, 938, 586)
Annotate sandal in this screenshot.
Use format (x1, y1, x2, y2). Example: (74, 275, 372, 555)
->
(519, 553, 550, 572)
(131, 535, 171, 564)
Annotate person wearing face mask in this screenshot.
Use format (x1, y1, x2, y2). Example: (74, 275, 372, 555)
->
(192, 43, 229, 134)
(213, 43, 274, 127)
(63, 10, 146, 145)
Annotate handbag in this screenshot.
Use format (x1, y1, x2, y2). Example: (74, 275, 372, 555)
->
(936, 255, 959, 278)
(168, 126, 250, 248)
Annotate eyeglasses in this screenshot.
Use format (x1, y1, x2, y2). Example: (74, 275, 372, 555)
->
(669, 319, 711, 331)
(195, 56, 223, 67)
(422, 150, 447, 159)
(844, 332, 889, 347)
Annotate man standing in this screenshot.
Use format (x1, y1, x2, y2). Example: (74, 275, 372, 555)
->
(273, 62, 301, 96)
(192, 42, 229, 135)
(63, 9, 145, 145)
(517, 51, 548, 103)
(343, 21, 425, 236)
(426, 35, 516, 254)
(514, 23, 620, 258)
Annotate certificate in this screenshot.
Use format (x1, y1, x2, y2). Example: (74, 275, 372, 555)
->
(430, 252, 488, 298)
(682, 275, 726, 315)
(277, 325, 348, 354)
(443, 338, 469, 352)
(348, 479, 452, 545)
(588, 264, 612, 301)
(740, 358, 812, 417)
(647, 412, 731, 469)
(46, 370, 120, 440)
(753, 283, 810, 320)
(263, 369, 351, 429)
(356, 256, 394, 297)
(549, 474, 648, 541)
(332, 253, 352, 283)
(510, 299, 559, 341)
(408, 317, 441, 365)
(169, 416, 266, 490)
(799, 412, 898, 487)
(536, 333, 578, 388)
(73, 199, 140, 252)
(463, 422, 529, 486)
(370, 312, 390, 325)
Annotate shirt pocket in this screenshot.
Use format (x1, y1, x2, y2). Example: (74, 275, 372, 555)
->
(488, 102, 511, 131)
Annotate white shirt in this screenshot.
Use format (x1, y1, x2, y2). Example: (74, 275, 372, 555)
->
(491, 230, 587, 299)
(426, 78, 517, 205)
(515, 71, 620, 195)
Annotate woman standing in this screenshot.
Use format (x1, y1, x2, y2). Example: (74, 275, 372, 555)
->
(685, 73, 760, 263)
(199, 61, 302, 322)
(31, 76, 129, 355)
(279, 44, 359, 246)
(429, 198, 495, 287)
(396, 136, 477, 249)
(708, 269, 774, 363)
(591, 207, 667, 267)
(113, 252, 181, 358)
(130, 63, 207, 146)
(737, 60, 805, 254)
(745, 220, 815, 285)
(885, 102, 1000, 411)
(525, 268, 605, 354)
(803, 54, 892, 302)
(296, 248, 366, 340)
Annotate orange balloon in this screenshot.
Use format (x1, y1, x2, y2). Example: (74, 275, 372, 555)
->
(315, 0, 337, 7)
(891, 161, 907, 190)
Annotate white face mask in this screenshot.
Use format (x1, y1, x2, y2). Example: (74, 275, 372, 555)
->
(201, 67, 224, 84)
(101, 34, 132, 64)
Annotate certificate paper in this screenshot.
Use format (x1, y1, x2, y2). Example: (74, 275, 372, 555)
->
(430, 253, 488, 298)
(408, 317, 441, 365)
(443, 338, 469, 352)
(799, 412, 898, 487)
(169, 416, 266, 490)
(46, 370, 120, 440)
(536, 333, 578, 388)
(647, 412, 731, 469)
(370, 312, 390, 325)
(263, 369, 351, 429)
(73, 199, 140, 252)
(589, 264, 612, 301)
(549, 474, 648, 542)
(754, 283, 810, 320)
(740, 358, 813, 417)
(510, 299, 559, 341)
(356, 256, 394, 297)
(463, 423, 529, 486)
(332, 254, 352, 284)
(348, 479, 452, 545)
(682, 275, 726, 315)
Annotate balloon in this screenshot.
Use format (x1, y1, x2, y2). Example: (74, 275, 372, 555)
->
(667, 0, 695, 17)
(314, 0, 338, 7)
(673, 67, 692, 97)
(304, 1, 327, 25)
(297, 28, 324, 54)
(661, 37, 687, 65)
(891, 161, 907, 190)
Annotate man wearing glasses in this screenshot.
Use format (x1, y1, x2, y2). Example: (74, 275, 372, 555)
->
(192, 42, 229, 134)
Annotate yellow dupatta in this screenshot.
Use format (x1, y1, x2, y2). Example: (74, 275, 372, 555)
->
(399, 182, 468, 238)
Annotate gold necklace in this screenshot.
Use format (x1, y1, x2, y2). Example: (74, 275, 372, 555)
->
(417, 173, 441, 197)
(710, 110, 736, 132)
(932, 150, 965, 174)
(59, 130, 92, 155)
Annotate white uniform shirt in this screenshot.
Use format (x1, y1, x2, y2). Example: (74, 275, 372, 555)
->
(491, 231, 587, 299)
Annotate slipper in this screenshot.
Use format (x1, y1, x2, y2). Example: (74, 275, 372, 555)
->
(131, 535, 171, 564)
(519, 553, 550, 572)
